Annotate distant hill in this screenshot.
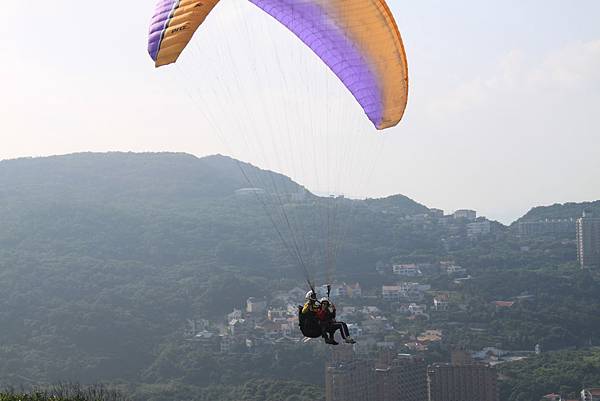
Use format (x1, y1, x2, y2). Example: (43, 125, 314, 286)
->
(0, 152, 430, 222)
(515, 200, 600, 223)
(0, 152, 433, 265)
(365, 194, 429, 215)
(0, 152, 302, 205)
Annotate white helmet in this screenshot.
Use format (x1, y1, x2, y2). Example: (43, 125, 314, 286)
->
(306, 290, 317, 301)
(319, 297, 330, 304)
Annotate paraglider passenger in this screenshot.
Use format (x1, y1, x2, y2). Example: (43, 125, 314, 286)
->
(317, 297, 356, 345)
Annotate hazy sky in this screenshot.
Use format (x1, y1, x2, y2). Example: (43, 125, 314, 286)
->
(1, 1, 599, 223)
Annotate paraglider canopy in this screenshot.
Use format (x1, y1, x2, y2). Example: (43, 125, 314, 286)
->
(148, 0, 409, 130)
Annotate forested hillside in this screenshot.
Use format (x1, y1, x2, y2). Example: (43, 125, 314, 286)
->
(0, 153, 432, 399)
(0, 152, 598, 401)
(516, 200, 600, 222)
(499, 348, 600, 401)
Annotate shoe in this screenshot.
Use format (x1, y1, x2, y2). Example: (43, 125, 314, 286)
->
(344, 337, 356, 344)
(325, 337, 339, 345)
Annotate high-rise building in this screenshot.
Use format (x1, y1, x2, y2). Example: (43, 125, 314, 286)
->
(326, 352, 427, 401)
(516, 219, 576, 237)
(326, 359, 376, 401)
(577, 211, 600, 269)
(378, 354, 428, 401)
(428, 363, 499, 401)
(453, 210, 477, 221)
(467, 220, 492, 237)
(374, 354, 428, 401)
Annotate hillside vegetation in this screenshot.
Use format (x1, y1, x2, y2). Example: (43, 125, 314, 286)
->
(0, 152, 598, 400)
(516, 200, 600, 222)
(499, 348, 600, 401)
(0, 153, 429, 399)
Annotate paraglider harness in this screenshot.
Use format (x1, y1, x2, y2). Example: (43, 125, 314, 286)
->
(298, 284, 330, 339)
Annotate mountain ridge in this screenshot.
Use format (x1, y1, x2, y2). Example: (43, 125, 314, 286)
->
(514, 200, 600, 224)
(0, 152, 427, 210)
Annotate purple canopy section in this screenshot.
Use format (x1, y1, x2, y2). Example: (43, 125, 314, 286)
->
(247, 0, 384, 127)
(147, 0, 385, 126)
(148, 0, 179, 61)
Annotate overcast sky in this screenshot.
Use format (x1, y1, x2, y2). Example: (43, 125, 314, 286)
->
(1, 1, 599, 223)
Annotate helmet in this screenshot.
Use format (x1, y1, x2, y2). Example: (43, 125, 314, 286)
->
(319, 297, 329, 304)
(306, 290, 317, 301)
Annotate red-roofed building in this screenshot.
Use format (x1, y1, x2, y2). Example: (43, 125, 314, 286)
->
(493, 301, 515, 309)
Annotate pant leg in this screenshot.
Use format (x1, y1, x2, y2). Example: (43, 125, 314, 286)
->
(339, 322, 350, 339)
(319, 321, 330, 339)
(328, 322, 349, 339)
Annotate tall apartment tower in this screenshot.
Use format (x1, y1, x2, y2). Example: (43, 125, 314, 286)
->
(326, 353, 428, 401)
(375, 354, 428, 401)
(577, 211, 600, 269)
(326, 359, 376, 401)
(428, 363, 499, 401)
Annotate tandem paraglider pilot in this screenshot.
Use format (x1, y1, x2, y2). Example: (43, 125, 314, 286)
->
(298, 289, 355, 345)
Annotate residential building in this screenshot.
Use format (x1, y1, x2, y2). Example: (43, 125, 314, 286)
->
(453, 209, 477, 221)
(516, 219, 576, 237)
(433, 294, 450, 311)
(439, 215, 456, 226)
(362, 318, 388, 335)
(326, 353, 427, 401)
(326, 359, 376, 401)
(375, 365, 394, 401)
(246, 297, 267, 314)
(471, 347, 508, 361)
(467, 220, 492, 237)
(228, 318, 250, 336)
(577, 211, 600, 269)
(227, 309, 243, 321)
(267, 309, 288, 321)
(347, 283, 363, 298)
(444, 265, 468, 276)
(323, 284, 347, 298)
(428, 363, 499, 401)
(361, 306, 382, 315)
(403, 282, 431, 292)
(341, 306, 357, 316)
(493, 301, 515, 309)
(382, 283, 430, 301)
(393, 264, 422, 277)
(382, 285, 404, 301)
(429, 208, 445, 218)
(417, 330, 442, 343)
(408, 303, 426, 316)
(439, 261, 456, 268)
(189, 330, 220, 351)
(375, 354, 428, 401)
(581, 388, 600, 401)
